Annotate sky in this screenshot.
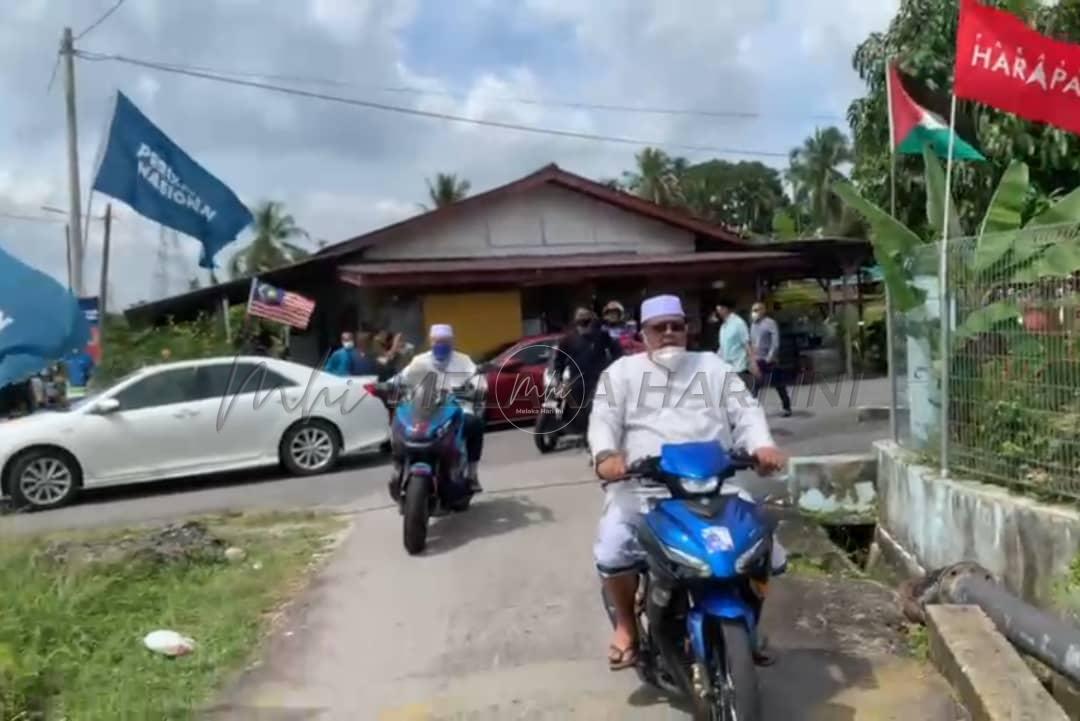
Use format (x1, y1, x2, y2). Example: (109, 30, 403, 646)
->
(0, 0, 900, 309)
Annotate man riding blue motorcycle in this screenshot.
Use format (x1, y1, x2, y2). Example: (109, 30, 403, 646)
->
(388, 323, 485, 501)
(589, 294, 788, 719)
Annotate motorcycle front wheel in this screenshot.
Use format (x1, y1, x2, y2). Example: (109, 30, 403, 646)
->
(693, 619, 761, 721)
(402, 474, 433, 555)
(533, 411, 560, 453)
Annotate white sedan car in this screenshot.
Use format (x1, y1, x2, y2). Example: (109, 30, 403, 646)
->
(0, 357, 390, 510)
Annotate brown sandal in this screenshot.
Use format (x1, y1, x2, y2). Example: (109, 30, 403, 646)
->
(608, 643, 639, 671)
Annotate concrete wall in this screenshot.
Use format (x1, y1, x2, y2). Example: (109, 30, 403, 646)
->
(877, 440, 1080, 606)
(364, 184, 694, 260)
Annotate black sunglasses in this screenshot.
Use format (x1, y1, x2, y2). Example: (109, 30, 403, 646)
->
(644, 320, 687, 333)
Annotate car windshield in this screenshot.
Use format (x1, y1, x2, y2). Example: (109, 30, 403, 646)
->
(476, 341, 517, 364)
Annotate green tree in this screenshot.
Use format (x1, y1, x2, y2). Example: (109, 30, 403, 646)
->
(622, 147, 685, 207)
(424, 173, 471, 209)
(847, 0, 1080, 237)
(227, 201, 310, 279)
(680, 160, 790, 235)
(786, 126, 853, 232)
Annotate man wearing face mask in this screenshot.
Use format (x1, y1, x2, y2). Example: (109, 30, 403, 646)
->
(324, 331, 378, 377)
(553, 307, 623, 435)
(588, 294, 788, 671)
(750, 301, 793, 418)
(391, 324, 485, 494)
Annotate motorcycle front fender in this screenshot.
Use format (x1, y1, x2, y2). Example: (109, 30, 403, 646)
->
(686, 588, 756, 663)
(406, 462, 434, 478)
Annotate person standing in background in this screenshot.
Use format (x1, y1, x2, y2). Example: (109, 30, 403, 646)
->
(65, 348, 95, 401)
(714, 298, 753, 389)
(750, 301, 793, 417)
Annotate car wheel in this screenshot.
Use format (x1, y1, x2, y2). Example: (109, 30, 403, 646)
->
(9, 449, 80, 510)
(281, 420, 341, 476)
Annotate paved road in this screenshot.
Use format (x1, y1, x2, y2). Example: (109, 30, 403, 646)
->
(5, 375, 963, 718)
(0, 376, 891, 536)
(208, 449, 961, 720)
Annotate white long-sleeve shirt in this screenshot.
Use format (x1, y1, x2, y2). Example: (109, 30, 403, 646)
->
(587, 351, 774, 465)
(395, 349, 479, 414)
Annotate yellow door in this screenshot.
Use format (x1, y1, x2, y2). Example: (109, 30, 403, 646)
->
(421, 291, 522, 357)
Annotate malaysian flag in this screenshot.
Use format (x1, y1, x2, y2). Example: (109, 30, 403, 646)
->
(246, 279, 315, 329)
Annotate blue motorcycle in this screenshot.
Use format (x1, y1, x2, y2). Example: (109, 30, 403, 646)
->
(601, 441, 781, 721)
(376, 378, 482, 555)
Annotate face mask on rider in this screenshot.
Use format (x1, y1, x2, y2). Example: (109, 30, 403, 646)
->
(645, 319, 688, 372)
(431, 341, 452, 367)
(342, 339, 354, 349)
(649, 345, 687, 372)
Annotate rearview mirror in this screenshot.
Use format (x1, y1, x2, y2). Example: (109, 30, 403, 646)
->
(92, 398, 121, 415)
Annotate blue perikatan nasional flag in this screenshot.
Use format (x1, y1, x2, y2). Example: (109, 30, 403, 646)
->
(0, 244, 89, 389)
(92, 91, 253, 268)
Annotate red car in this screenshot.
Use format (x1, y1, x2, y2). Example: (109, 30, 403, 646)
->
(479, 331, 644, 425)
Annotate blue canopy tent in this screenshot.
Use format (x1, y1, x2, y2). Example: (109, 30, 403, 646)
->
(0, 244, 90, 391)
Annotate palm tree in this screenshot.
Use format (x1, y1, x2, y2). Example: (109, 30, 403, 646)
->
(227, 201, 310, 278)
(622, 147, 686, 207)
(424, 173, 471, 209)
(786, 127, 853, 232)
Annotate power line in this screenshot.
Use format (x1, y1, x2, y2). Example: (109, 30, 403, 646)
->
(46, 52, 60, 93)
(0, 211, 66, 225)
(75, 51, 793, 159)
(75, 0, 127, 41)
(75, 50, 845, 123)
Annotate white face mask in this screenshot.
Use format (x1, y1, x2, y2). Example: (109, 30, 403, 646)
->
(342, 340, 354, 349)
(649, 345, 687, 372)
(751, 311, 763, 322)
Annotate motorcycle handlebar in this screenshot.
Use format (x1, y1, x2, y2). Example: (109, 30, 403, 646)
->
(623, 450, 756, 480)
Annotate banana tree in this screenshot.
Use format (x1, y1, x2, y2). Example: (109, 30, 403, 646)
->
(833, 145, 1080, 341)
(834, 146, 1080, 470)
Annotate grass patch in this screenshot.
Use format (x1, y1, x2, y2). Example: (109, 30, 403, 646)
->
(0, 511, 345, 720)
(905, 624, 930, 661)
(1052, 554, 1080, 623)
(787, 556, 828, 577)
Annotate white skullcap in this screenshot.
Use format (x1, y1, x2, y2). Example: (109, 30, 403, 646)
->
(640, 294, 685, 324)
(429, 323, 454, 340)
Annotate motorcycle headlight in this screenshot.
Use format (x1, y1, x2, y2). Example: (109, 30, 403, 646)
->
(679, 476, 720, 494)
(735, 537, 770, 576)
(660, 543, 711, 577)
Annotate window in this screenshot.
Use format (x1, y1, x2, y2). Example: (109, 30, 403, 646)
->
(195, 363, 297, 400)
(478, 341, 517, 364)
(513, 344, 554, 367)
(113, 368, 199, 411)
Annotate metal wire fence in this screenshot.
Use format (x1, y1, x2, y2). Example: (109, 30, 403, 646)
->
(890, 226, 1080, 500)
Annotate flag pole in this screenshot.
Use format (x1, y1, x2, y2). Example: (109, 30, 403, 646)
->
(885, 59, 900, 444)
(887, 153, 899, 443)
(938, 93, 959, 478)
(239, 276, 257, 353)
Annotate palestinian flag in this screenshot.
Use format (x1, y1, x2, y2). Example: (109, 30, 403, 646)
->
(887, 63, 985, 161)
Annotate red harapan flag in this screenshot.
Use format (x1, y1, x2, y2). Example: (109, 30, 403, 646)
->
(956, 0, 1080, 136)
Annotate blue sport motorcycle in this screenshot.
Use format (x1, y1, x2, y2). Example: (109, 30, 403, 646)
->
(375, 378, 482, 555)
(601, 441, 782, 721)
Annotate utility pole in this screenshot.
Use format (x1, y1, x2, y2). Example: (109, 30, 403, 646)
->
(98, 204, 112, 353)
(61, 27, 84, 298)
(99, 204, 111, 317)
(64, 223, 72, 291)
